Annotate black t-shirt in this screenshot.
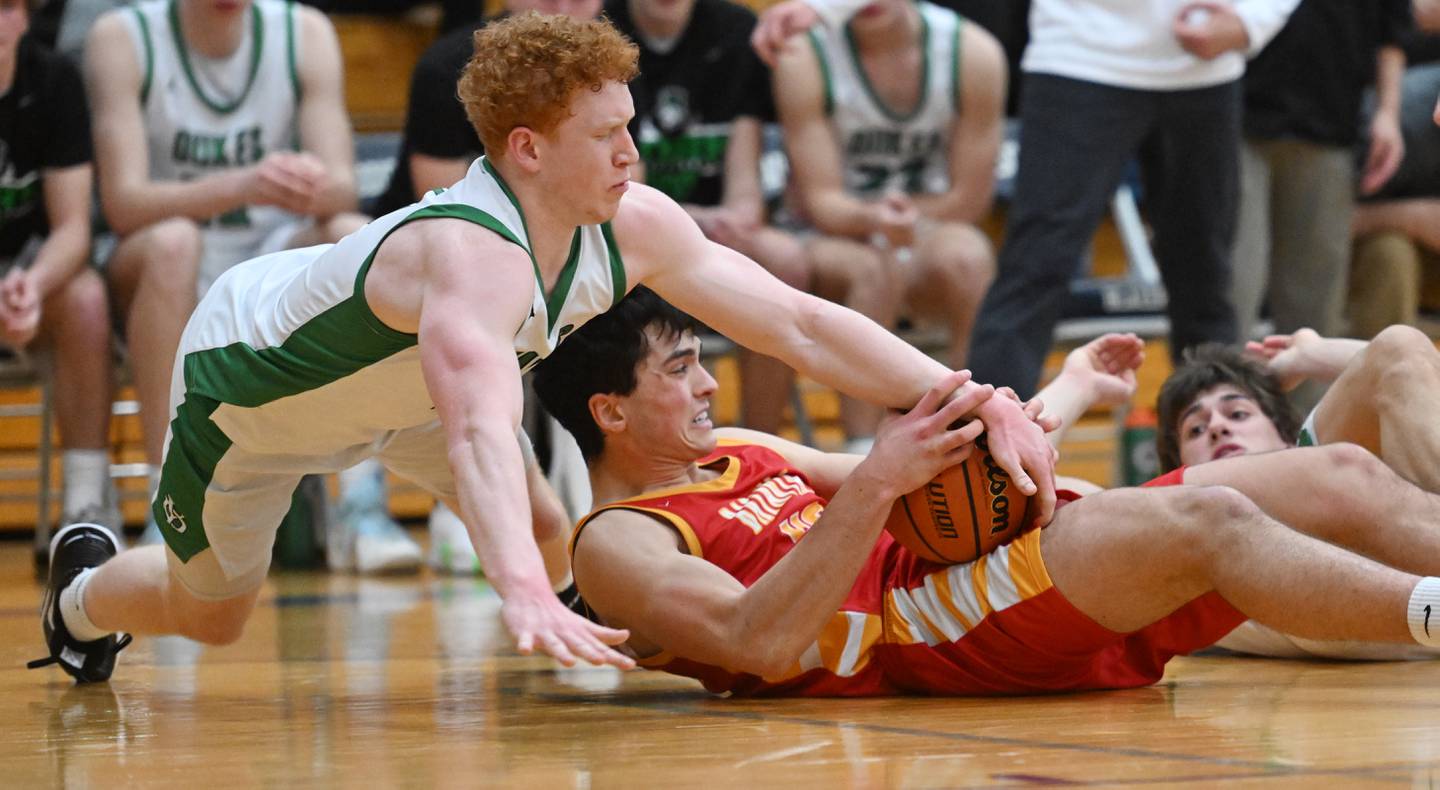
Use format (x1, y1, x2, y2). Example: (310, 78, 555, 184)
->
(373, 22, 489, 216)
(0, 35, 91, 259)
(1243, 0, 1413, 147)
(606, 0, 772, 207)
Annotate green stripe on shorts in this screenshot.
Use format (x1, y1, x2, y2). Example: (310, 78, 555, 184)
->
(157, 294, 417, 562)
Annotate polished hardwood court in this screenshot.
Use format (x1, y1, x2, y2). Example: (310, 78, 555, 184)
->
(3, 540, 1439, 788)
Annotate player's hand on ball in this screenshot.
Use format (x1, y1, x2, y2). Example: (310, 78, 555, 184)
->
(859, 370, 991, 499)
(973, 390, 1058, 528)
(501, 591, 635, 670)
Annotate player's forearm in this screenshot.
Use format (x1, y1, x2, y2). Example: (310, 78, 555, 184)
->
(804, 189, 880, 239)
(101, 170, 249, 235)
(729, 467, 896, 676)
(1298, 338, 1369, 382)
(449, 423, 554, 599)
(788, 296, 954, 409)
(1032, 373, 1098, 449)
(911, 188, 991, 226)
(26, 220, 90, 297)
(1373, 47, 1405, 121)
(310, 170, 359, 219)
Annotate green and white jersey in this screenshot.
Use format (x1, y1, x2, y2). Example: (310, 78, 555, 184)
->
(122, 0, 302, 291)
(171, 156, 628, 459)
(807, 2, 961, 199)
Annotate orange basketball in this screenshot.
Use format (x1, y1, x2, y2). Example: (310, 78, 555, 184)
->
(883, 435, 1029, 564)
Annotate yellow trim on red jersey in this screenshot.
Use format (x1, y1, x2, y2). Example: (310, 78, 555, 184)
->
(569, 453, 744, 559)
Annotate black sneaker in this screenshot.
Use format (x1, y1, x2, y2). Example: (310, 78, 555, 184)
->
(28, 524, 132, 683)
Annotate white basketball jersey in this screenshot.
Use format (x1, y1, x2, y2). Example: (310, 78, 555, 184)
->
(180, 157, 627, 456)
(123, 0, 301, 290)
(807, 2, 961, 198)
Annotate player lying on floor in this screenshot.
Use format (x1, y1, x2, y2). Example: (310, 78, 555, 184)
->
(1036, 327, 1440, 660)
(533, 288, 1440, 696)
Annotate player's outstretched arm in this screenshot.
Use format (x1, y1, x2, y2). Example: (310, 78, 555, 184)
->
(620, 184, 1056, 523)
(576, 372, 989, 677)
(1033, 333, 1144, 449)
(1245, 328, 1368, 390)
(411, 224, 632, 669)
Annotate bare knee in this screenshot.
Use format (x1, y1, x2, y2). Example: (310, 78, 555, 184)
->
(922, 224, 995, 292)
(117, 219, 202, 303)
(42, 270, 111, 341)
(1370, 324, 1434, 365)
(169, 586, 254, 645)
(1164, 485, 1264, 559)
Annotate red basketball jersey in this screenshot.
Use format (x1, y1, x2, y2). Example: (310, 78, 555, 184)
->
(573, 441, 902, 697)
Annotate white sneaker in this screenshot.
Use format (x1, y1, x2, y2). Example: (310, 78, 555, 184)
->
(349, 511, 423, 575)
(427, 502, 480, 576)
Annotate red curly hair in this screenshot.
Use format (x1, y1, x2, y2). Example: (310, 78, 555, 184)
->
(458, 13, 639, 158)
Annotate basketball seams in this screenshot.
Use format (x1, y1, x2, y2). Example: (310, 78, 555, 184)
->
(959, 459, 983, 561)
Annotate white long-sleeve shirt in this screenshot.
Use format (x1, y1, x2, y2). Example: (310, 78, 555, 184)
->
(808, 0, 1302, 91)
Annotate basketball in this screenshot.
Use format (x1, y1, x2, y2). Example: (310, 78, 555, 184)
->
(883, 434, 1029, 564)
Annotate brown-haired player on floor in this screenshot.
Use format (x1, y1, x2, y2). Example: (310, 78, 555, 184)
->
(534, 289, 1440, 696)
(1037, 326, 1440, 660)
(32, 13, 1053, 684)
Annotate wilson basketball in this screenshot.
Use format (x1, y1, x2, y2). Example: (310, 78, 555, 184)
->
(883, 435, 1029, 564)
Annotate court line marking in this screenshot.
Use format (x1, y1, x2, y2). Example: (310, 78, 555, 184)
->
(531, 690, 1429, 785)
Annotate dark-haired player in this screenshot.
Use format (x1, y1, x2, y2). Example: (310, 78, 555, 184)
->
(534, 288, 1440, 697)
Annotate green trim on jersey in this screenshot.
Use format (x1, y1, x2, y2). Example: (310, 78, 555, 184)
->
(133, 7, 155, 104)
(843, 8, 931, 123)
(600, 222, 627, 305)
(950, 17, 963, 113)
(546, 232, 583, 333)
(169, 0, 266, 115)
(286, 0, 300, 102)
(480, 157, 590, 331)
(806, 30, 834, 117)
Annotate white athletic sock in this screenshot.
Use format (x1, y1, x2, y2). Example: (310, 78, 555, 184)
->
(61, 450, 110, 515)
(1407, 577, 1440, 647)
(58, 568, 111, 642)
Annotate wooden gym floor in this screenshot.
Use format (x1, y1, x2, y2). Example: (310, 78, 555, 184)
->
(4, 541, 1440, 788)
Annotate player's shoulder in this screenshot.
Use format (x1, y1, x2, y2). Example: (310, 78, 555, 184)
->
(612, 182, 687, 233)
(576, 504, 685, 556)
(85, 11, 144, 86)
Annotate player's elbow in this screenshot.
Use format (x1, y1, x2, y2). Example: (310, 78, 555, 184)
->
(727, 637, 804, 680)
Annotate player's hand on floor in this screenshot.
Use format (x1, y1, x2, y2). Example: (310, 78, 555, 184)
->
(859, 370, 990, 498)
(974, 393, 1057, 528)
(501, 591, 635, 670)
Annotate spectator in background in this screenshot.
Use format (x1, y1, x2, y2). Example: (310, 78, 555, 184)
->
(1230, 0, 1412, 349)
(1348, 0, 1440, 338)
(0, 0, 117, 532)
(85, 0, 376, 555)
(756, 0, 1302, 399)
(773, 0, 1004, 451)
(606, 0, 815, 437)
